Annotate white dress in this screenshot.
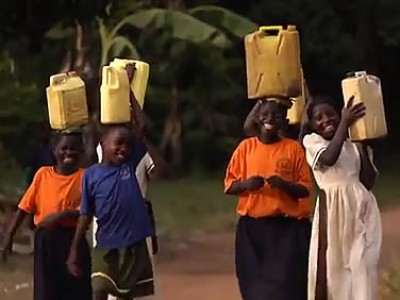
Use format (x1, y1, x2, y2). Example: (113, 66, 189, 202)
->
(303, 133, 382, 300)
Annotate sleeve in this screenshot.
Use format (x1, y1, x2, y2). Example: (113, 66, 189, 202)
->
(80, 169, 95, 215)
(224, 141, 247, 193)
(18, 168, 43, 213)
(302, 133, 329, 170)
(144, 153, 155, 176)
(96, 144, 102, 162)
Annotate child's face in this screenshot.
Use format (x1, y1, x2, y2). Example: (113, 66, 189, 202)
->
(54, 136, 83, 169)
(101, 127, 132, 165)
(256, 101, 287, 139)
(311, 103, 340, 140)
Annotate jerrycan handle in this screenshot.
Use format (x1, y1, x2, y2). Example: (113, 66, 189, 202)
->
(354, 71, 367, 77)
(102, 66, 116, 87)
(259, 26, 283, 35)
(50, 73, 68, 85)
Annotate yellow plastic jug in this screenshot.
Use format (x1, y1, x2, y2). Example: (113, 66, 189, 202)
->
(100, 66, 131, 124)
(245, 25, 302, 99)
(342, 71, 387, 141)
(110, 58, 150, 108)
(46, 72, 88, 130)
(287, 69, 306, 124)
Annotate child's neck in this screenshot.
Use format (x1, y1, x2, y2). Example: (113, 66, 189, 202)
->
(258, 134, 281, 144)
(54, 165, 78, 176)
(100, 159, 123, 167)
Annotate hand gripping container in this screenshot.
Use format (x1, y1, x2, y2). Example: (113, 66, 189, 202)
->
(287, 68, 306, 124)
(342, 71, 387, 141)
(110, 58, 150, 108)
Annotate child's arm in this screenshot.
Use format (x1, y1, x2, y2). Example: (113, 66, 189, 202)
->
(357, 143, 378, 190)
(1, 209, 27, 259)
(226, 176, 265, 195)
(243, 100, 262, 137)
(67, 170, 94, 276)
(37, 210, 80, 228)
(266, 176, 309, 198)
(319, 97, 365, 166)
(126, 64, 146, 139)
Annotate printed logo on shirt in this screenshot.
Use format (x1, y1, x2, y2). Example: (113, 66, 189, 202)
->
(121, 165, 132, 180)
(275, 158, 293, 177)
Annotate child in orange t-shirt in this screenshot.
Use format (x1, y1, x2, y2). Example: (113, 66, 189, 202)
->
(1, 131, 91, 300)
(224, 99, 313, 300)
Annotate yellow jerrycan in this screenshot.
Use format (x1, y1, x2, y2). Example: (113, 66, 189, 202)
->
(46, 72, 88, 130)
(342, 71, 387, 141)
(287, 69, 306, 124)
(245, 25, 302, 99)
(110, 58, 150, 108)
(100, 66, 131, 124)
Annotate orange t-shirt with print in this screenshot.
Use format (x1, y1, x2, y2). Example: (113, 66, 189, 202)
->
(224, 137, 313, 219)
(18, 166, 84, 226)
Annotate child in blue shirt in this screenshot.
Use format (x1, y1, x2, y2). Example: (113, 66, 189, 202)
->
(68, 65, 154, 300)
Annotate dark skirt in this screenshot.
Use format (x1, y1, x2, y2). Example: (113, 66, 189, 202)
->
(235, 215, 311, 300)
(34, 226, 92, 300)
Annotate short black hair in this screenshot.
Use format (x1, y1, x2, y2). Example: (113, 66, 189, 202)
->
(306, 96, 338, 121)
(100, 124, 131, 139)
(259, 99, 289, 118)
(50, 130, 84, 149)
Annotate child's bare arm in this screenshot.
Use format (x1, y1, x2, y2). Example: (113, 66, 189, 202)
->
(67, 214, 92, 276)
(266, 176, 310, 199)
(244, 100, 262, 137)
(37, 210, 80, 228)
(357, 143, 378, 190)
(319, 97, 365, 166)
(1, 209, 27, 259)
(126, 64, 146, 139)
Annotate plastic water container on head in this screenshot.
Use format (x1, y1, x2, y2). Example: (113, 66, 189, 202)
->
(342, 71, 387, 141)
(245, 25, 302, 99)
(110, 58, 150, 108)
(100, 66, 131, 124)
(46, 72, 88, 130)
(287, 69, 306, 125)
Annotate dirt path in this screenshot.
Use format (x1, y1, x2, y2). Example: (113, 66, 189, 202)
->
(1, 207, 400, 300)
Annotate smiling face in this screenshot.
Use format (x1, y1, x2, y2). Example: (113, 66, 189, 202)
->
(310, 103, 340, 140)
(101, 126, 132, 166)
(256, 101, 288, 142)
(53, 134, 83, 171)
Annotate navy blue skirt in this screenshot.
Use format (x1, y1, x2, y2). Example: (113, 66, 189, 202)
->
(235, 215, 311, 300)
(33, 226, 92, 300)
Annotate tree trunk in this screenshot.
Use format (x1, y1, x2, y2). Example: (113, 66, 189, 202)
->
(159, 80, 182, 168)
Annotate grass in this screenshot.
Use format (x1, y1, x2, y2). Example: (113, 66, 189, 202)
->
(148, 167, 400, 237)
(148, 173, 237, 237)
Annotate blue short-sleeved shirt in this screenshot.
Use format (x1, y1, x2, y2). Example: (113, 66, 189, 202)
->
(80, 141, 154, 249)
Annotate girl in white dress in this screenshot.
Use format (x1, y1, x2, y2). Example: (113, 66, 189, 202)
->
(303, 96, 382, 300)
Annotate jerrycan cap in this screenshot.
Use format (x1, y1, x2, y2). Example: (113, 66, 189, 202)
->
(346, 71, 367, 78)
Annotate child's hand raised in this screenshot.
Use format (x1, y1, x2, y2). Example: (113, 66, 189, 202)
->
(342, 96, 366, 127)
(125, 63, 136, 83)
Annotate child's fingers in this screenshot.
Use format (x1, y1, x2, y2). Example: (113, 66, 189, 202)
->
(346, 95, 355, 108)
